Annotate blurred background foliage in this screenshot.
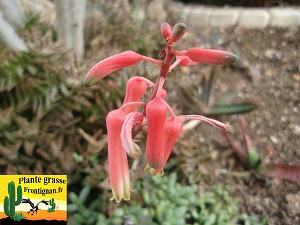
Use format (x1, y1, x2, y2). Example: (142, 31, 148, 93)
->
(68, 173, 266, 225)
(175, 0, 300, 7)
(0, 0, 266, 224)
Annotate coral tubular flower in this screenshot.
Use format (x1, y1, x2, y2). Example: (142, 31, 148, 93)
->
(186, 47, 238, 65)
(84, 51, 143, 87)
(146, 116, 183, 176)
(123, 76, 153, 113)
(146, 97, 168, 169)
(106, 109, 130, 203)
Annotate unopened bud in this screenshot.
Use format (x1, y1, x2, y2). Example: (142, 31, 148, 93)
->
(160, 22, 172, 40)
(186, 47, 238, 65)
(84, 51, 143, 87)
(167, 23, 187, 45)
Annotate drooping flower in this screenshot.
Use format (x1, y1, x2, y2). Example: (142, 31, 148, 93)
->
(106, 109, 130, 203)
(145, 97, 168, 169)
(145, 116, 183, 175)
(84, 51, 143, 87)
(123, 76, 153, 113)
(84, 51, 165, 88)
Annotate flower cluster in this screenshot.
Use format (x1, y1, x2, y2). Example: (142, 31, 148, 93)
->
(84, 22, 238, 203)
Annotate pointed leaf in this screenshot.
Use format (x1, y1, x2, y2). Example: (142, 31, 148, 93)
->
(204, 67, 217, 106)
(209, 103, 257, 115)
(214, 87, 237, 105)
(176, 85, 204, 114)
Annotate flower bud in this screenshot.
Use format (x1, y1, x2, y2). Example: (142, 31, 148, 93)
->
(84, 51, 143, 87)
(160, 22, 172, 40)
(186, 47, 238, 65)
(159, 89, 167, 99)
(167, 23, 187, 45)
(145, 97, 168, 169)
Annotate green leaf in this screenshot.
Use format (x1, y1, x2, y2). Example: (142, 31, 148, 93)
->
(176, 85, 204, 114)
(214, 87, 237, 105)
(209, 103, 257, 115)
(204, 67, 217, 106)
(79, 186, 91, 202)
(248, 149, 262, 170)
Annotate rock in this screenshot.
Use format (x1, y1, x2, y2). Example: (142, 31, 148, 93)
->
(286, 192, 300, 216)
(270, 135, 278, 144)
(264, 48, 283, 61)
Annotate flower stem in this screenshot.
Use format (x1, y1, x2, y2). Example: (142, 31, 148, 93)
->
(141, 56, 165, 66)
(178, 115, 232, 131)
(120, 102, 146, 112)
(132, 44, 175, 138)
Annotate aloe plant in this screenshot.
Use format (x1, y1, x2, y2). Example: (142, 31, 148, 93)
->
(222, 116, 300, 181)
(177, 66, 257, 116)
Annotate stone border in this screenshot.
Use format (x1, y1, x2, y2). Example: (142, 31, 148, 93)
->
(168, 4, 300, 28)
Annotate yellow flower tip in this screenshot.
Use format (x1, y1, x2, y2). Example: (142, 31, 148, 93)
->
(110, 192, 130, 203)
(144, 164, 152, 173)
(156, 169, 164, 176)
(109, 195, 116, 202)
(123, 183, 131, 201)
(110, 180, 131, 203)
(132, 143, 142, 159)
(144, 164, 156, 176)
(144, 164, 164, 176)
(225, 123, 233, 132)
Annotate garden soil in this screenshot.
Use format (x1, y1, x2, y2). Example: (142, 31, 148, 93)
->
(169, 27, 300, 225)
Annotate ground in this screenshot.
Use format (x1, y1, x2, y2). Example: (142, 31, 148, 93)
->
(167, 27, 300, 224)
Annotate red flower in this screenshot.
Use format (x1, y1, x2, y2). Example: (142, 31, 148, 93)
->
(106, 109, 130, 202)
(186, 47, 238, 65)
(84, 51, 143, 87)
(145, 97, 168, 169)
(123, 76, 153, 114)
(146, 116, 183, 175)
